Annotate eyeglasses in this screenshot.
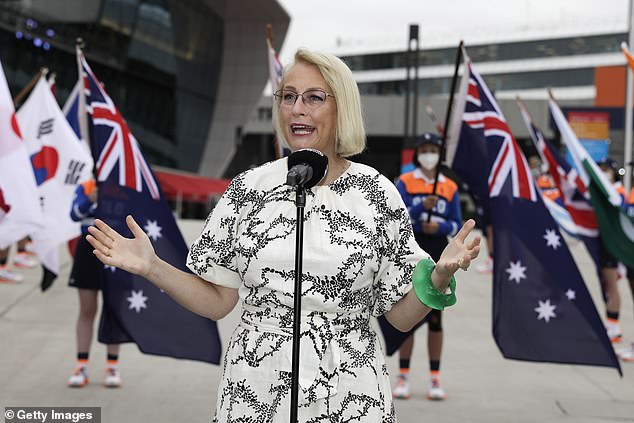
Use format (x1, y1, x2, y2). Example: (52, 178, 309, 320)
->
(274, 89, 334, 108)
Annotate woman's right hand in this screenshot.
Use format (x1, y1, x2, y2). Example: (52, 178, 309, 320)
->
(86, 215, 156, 278)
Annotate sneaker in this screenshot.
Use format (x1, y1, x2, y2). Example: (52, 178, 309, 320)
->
(0, 266, 23, 283)
(104, 367, 121, 388)
(392, 374, 410, 399)
(427, 377, 446, 401)
(13, 252, 37, 269)
(68, 366, 89, 387)
(606, 322, 622, 344)
(476, 257, 493, 274)
(617, 343, 634, 362)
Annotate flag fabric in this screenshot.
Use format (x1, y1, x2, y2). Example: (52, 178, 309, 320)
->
(621, 42, 634, 73)
(446, 56, 621, 373)
(0, 186, 10, 222)
(16, 75, 94, 288)
(550, 98, 634, 269)
(62, 79, 84, 142)
(0, 61, 44, 248)
(79, 52, 221, 363)
(267, 36, 287, 159)
(517, 101, 606, 299)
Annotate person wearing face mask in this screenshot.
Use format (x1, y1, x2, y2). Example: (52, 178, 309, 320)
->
(597, 158, 626, 343)
(391, 132, 463, 401)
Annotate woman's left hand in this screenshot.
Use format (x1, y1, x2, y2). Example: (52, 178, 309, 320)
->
(434, 219, 481, 281)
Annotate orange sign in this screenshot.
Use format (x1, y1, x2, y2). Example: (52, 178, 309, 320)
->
(566, 111, 610, 140)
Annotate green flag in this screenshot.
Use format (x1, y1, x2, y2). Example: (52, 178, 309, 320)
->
(583, 160, 634, 269)
(549, 96, 634, 268)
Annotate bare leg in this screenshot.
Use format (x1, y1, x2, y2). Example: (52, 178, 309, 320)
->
(603, 267, 620, 314)
(76, 289, 98, 353)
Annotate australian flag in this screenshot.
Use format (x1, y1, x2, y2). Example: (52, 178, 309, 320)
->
(518, 105, 605, 301)
(447, 56, 620, 373)
(79, 51, 221, 364)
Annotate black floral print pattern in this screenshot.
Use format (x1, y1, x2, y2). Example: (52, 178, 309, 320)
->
(187, 158, 427, 422)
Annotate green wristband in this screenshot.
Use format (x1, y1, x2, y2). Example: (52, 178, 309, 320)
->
(411, 258, 457, 310)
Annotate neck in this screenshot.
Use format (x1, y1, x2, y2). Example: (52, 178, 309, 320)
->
(319, 155, 348, 185)
(420, 167, 436, 179)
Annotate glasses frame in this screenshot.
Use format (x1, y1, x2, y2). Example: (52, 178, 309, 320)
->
(273, 89, 335, 108)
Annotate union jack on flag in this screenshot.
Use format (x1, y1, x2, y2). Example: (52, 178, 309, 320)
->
(462, 63, 537, 202)
(79, 54, 160, 200)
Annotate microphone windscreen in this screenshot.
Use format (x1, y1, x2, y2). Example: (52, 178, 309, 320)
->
(287, 149, 329, 188)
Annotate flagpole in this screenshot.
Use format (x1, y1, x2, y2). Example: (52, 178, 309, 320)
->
(427, 40, 463, 222)
(625, 0, 634, 192)
(13, 67, 46, 108)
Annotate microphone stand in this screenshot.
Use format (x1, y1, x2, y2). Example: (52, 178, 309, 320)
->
(290, 183, 306, 423)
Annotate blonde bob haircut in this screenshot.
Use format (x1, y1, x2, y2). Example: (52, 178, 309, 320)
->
(272, 48, 366, 157)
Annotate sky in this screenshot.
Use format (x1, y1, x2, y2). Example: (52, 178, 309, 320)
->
(275, 0, 631, 63)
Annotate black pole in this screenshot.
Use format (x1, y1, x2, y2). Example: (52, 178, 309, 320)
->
(412, 25, 420, 141)
(427, 40, 464, 222)
(289, 185, 306, 423)
(403, 38, 412, 147)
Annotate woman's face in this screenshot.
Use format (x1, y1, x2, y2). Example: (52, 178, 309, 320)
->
(278, 62, 338, 157)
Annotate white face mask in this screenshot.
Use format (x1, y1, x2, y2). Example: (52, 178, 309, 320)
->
(418, 153, 439, 170)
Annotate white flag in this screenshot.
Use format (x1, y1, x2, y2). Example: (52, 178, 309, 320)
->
(0, 62, 44, 249)
(16, 76, 94, 274)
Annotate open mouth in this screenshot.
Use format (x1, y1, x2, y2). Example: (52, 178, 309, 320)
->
(291, 124, 315, 135)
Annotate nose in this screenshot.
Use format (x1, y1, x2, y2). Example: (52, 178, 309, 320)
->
(291, 95, 308, 115)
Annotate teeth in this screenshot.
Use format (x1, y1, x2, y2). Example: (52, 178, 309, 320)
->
(291, 125, 314, 135)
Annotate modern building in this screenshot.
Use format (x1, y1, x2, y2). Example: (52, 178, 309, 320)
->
(0, 0, 289, 180)
(243, 29, 634, 182)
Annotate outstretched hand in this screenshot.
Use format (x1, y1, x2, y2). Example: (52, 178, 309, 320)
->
(434, 219, 481, 281)
(86, 215, 156, 278)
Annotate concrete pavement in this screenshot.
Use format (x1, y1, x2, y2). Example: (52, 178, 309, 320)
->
(0, 220, 632, 423)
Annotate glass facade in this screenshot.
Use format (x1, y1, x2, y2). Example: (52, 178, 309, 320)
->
(0, 0, 224, 171)
(341, 32, 626, 71)
(341, 32, 624, 96)
(357, 68, 596, 95)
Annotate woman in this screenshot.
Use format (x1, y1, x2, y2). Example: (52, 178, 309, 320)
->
(86, 49, 480, 421)
(391, 132, 462, 401)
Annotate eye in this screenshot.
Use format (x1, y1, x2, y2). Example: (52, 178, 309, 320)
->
(282, 90, 298, 103)
(306, 90, 326, 104)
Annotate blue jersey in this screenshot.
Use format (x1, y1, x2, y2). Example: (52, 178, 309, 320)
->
(396, 169, 462, 237)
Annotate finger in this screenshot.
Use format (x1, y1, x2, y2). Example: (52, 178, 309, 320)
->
(94, 218, 120, 241)
(93, 248, 116, 267)
(126, 215, 146, 239)
(466, 235, 481, 250)
(86, 234, 111, 256)
(454, 219, 476, 243)
(87, 225, 114, 249)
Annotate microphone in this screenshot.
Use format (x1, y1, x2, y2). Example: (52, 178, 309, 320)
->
(286, 149, 329, 189)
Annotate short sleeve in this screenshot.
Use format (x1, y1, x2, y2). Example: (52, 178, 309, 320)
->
(371, 180, 429, 316)
(186, 177, 245, 289)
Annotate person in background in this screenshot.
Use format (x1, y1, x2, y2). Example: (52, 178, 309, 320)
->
(617, 177, 634, 362)
(597, 158, 625, 343)
(67, 179, 122, 388)
(83, 48, 480, 421)
(391, 132, 462, 401)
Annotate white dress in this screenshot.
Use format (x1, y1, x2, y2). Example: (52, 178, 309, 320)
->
(187, 158, 427, 422)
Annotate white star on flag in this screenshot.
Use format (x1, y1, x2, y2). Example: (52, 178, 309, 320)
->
(565, 289, 576, 300)
(535, 299, 557, 322)
(506, 260, 527, 284)
(144, 219, 163, 241)
(104, 264, 116, 272)
(127, 290, 148, 313)
(543, 229, 561, 250)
